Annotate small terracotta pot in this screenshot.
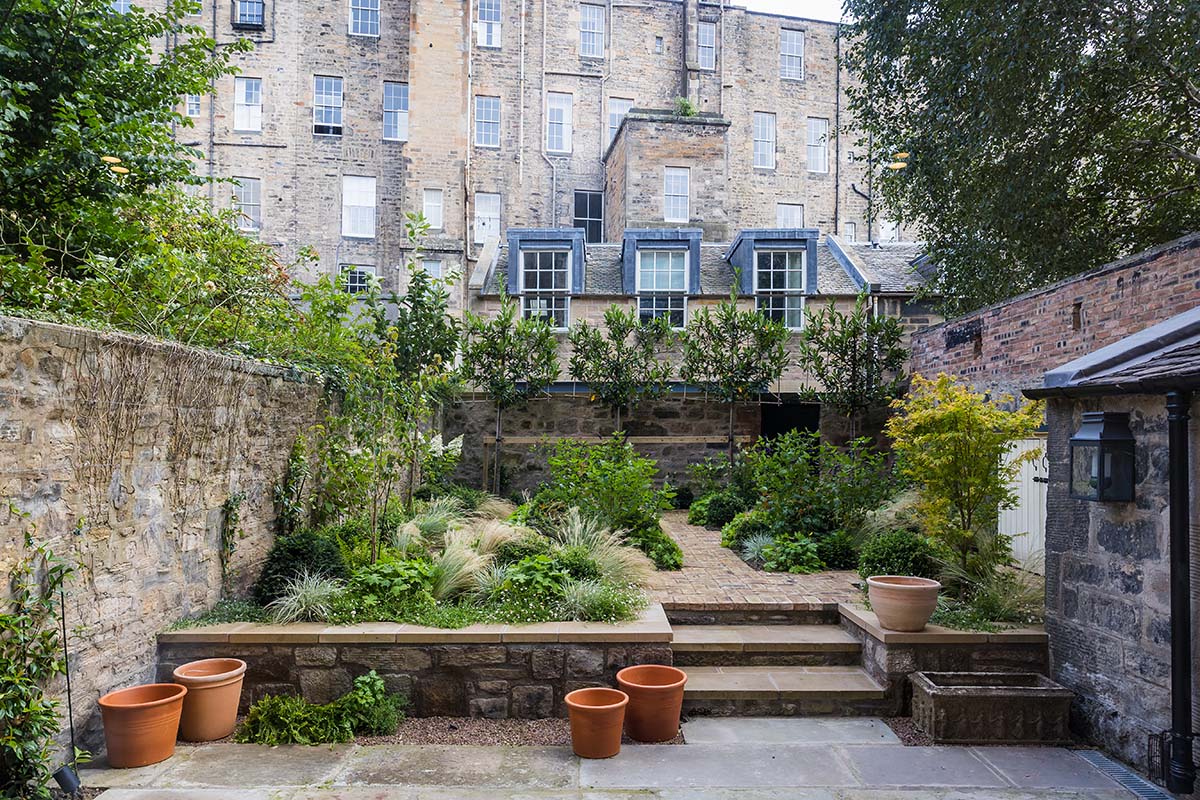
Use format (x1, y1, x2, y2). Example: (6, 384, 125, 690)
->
(565, 687, 628, 759)
(173, 658, 247, 742)
(867, 575, 942, 632)
(616, 664, 687, 743)
(99, 683, 187, 768)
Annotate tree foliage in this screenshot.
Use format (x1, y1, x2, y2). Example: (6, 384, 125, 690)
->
(680, 292, 789, 459)
(460, 293, 560, 492)
(843, 0, 1200, 313)
(885, 374, 1043, 573)
(568, 304, 674, 431)
(794, 293, 907, 430)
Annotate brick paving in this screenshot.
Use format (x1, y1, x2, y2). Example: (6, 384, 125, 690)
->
(647, 512, 860, 610)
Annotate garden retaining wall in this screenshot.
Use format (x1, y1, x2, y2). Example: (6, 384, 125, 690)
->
(157, 607, 673, 719)
(0, 316, 327, 750)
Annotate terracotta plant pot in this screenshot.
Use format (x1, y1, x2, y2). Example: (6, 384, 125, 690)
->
(173, 658, 247, 742)
(565, 687, 628, 759)
(867, 575, 942, 632)
(98, 683, 187, 768)
(616, 664, 687, 743)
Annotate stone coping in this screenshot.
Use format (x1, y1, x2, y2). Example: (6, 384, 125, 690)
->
(839, 604, 1048, 645)
(661, 600, 841, 612)
(159, 603, 671, 645)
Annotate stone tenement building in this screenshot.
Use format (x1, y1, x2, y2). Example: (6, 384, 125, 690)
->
(158, 0, 901, 296)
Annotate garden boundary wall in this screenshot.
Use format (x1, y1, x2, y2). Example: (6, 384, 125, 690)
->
(0, 315, 327, 751)
(909, 233, 1200, 398)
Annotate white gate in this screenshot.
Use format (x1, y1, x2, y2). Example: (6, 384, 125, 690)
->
(1001, 436, 1048, 573)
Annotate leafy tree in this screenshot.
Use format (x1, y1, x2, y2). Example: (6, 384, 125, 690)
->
(460, 293, 561, 493)
(842, 0, 1200, 313)
(680, 291, 789, 461)
(794, 293, 907, 436)
(885, 374, 1043, 575)
(568, 304, 674, 432)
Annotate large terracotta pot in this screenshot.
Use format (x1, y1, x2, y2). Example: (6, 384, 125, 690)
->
(867, 575, 942, 632)
(616, 664, 687, 743)
(99, 683, 187, 768)
(173, 658, 247, 742)
(565, 687, 628, 759)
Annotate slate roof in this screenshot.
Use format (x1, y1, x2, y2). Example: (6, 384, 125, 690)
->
(481, 236, 921, 298)
(1025, 306, 1200, 397)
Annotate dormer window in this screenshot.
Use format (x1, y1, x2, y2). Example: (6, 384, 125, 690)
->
(521, 249, 570, 329)
(637, 249, 687, 328)
(755, 250, 804, 329)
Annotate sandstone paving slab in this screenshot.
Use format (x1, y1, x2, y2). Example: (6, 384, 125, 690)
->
(162, 743, 354, 787)
(80, 752, 191, 788)
(98, 790, 1136, 800)
(580, 743, 858, 789)
(96, 791, 279, 800)
(838, 745, 1009, 788)
(971, 747, 1128, 790)
(681, 717, 901, 745)
(332, 744, 578, 789)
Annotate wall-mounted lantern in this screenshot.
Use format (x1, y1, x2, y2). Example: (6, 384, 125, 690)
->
(1069, 411, 1135, 502)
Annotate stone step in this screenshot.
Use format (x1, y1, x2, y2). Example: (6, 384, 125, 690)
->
(666, 604, 841, 626)
(671, 624, 862, 666)
(682, 666, 893, 717)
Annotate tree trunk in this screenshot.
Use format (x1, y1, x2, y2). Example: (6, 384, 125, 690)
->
(615, 405, 622, 436)
(727, 401, 736, 464)
(493, 404, 503, 495)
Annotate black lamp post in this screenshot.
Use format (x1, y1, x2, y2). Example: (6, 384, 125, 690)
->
(1068, 412, 1135, 502)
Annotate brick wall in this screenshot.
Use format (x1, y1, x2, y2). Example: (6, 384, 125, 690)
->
(0, 316, 326, 750)
(909, 234, 1200, 397)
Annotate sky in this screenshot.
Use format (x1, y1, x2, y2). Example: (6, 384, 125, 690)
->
(740, 0, 846, 22)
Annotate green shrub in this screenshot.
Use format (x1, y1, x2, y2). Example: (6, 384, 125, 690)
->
(686, 454, 757, 504)
(815, 530, 860, 571)
(253, 530, 350, 605)
(267, 572, 345, 623)
(720, 509, 771, 549)
(624, 524, 683, 570)
(348, 559, 437, 615)
(739, 532, 775, 565)
(670, 483, 695, 509)
(688, 490, 749, 529)
(761, 534, 823, 574)
(170, 599, 269, 629)
(555, 544, 602, 580)
(557, 578, 646, 623)
(857, 529, 941, 582)
(494, 531, 553, 565)
(501, 554, 569, 600)
(235, 670, 405, 745)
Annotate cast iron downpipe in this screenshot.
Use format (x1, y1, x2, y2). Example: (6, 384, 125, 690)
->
(1166, 389, 1195, 795)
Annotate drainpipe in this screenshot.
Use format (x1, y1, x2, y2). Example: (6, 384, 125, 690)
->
(518, 0, 526, 184)
(465, 0, 475, 260)
(1166, 389, 1195, 796)
(540, 0, 558, 225)
(833, 24, 841, 234)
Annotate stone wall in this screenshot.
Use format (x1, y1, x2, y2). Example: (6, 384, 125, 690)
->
(0, 316, 327, 749)
(909, 233, 1200, 397)
(1042, 393, 1200, 770)
(443, 394, 761, 494)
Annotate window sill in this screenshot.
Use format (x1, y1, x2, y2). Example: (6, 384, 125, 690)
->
(780, 76, 806, 83)
(341, 234, 377, 240)
(348, 32, 381, 39)
(233, 129, 262, 135)
(477, 44, 502, 51)
(474, 143, 501, 150)
(383, 137, 407, 143)
(313, 132, 344, 138)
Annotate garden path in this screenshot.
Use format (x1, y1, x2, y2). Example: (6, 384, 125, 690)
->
(647, 512, 860, 609)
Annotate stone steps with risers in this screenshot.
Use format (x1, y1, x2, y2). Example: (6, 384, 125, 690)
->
(671, 624, 862, 667)
(681, 665, 890, 717)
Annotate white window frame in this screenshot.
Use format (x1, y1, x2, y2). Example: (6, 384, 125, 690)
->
(754, 249, 806, 330)
(233, 0, 264, 25)
(753, 112, 776, 170)
(233, 77, 262, 132)
(423, 188, 444, 230)
(780, 29, 804, 80)
(776, 203, 804, 228)
(313, 75, 344, 136)
(474, 95, 501, 148)
(635, 249, 688, 294)
(636, 249, 688, 330)
(663, 167, 690, 223)
(843, 221, 857, 242)
(637, 295, 687, 329)
(112, 0, 132, 11)
(607, 97, 633, 149)
(807, 117, 829, 173)
(546, 92, 573, 154)
(520, 249, 571, 330)
(476, 0, 502, 48)
(383, 81, 409, 141)
(422, 258, 443, 279)
(233, 177, 262, 232)
(349, 0, 380, 37)
(184, 94, 202, 117)
(474, 192, 501, 244)
(341, 175, 377, 239)
(698, 21, 717, 70)
(579, 4, 605, 58)
(343, 264, 377, 294)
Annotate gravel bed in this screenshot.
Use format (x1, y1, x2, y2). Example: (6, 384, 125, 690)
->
(883, 716, 933, 746)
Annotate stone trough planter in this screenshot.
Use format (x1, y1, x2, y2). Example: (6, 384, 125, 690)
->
(910, 671, 1073, 745)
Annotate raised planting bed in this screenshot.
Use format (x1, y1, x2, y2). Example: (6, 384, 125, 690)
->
(910, 671, 1073, 745)
(158, 604, 672, 720)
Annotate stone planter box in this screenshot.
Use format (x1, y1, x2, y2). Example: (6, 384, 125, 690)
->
(910, 671, 1073, 745)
